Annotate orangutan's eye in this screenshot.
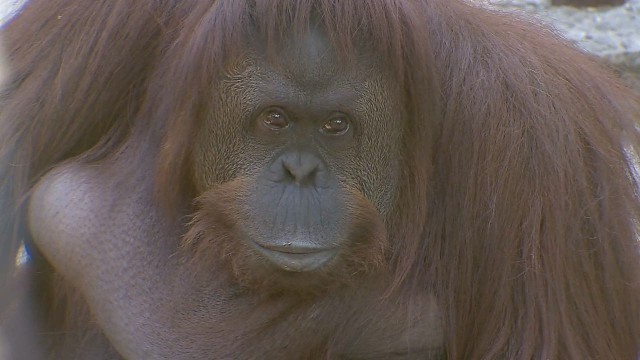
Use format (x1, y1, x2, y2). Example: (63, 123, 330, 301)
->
(321, 115, 350, 136)
(260, 108, 290, 130)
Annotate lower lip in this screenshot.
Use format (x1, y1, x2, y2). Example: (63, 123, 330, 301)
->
(252, 243, 338, 272)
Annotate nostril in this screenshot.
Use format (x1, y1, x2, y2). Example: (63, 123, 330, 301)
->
(281, 159, 319, 185)
(282, 161, 296, 181)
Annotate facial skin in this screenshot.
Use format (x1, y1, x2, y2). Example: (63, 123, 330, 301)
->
(26, 26, 442, 359)
(185, 27, 404, 292)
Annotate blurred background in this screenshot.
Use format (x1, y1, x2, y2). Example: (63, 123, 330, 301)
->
(480, 0, 640, 90)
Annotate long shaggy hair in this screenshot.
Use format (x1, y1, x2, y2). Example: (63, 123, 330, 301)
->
(1, 0, 639, 358)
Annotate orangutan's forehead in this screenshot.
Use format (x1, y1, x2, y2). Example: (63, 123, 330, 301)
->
(194, 0, 415, 79)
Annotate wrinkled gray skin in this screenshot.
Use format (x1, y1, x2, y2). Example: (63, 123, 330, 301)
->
(26, 28, 443, 359)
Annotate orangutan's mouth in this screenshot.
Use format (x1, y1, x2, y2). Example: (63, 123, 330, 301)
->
(252, 240, 338, 272)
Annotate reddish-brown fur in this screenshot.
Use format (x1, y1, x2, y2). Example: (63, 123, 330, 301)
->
(1, 0, 640, 358)
(184, 178, 389, 294)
